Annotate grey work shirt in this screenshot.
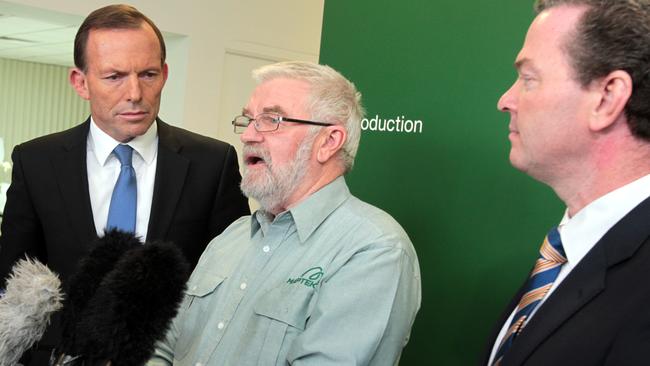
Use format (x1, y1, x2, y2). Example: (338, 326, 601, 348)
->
(149, 176, 421, 365)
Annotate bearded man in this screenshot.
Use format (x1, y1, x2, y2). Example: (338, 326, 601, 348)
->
(148, 61, 421, 366)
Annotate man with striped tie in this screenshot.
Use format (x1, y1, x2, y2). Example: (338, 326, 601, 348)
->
(481, 1, 650, 365)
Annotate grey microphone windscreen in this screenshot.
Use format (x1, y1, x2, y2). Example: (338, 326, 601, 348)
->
(0, 257, 63, 366)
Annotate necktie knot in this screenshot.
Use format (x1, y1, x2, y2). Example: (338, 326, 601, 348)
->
(538, 226, 567, 265)
(113, 144, 133, 167)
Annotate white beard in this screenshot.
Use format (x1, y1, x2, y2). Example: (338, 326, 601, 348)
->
(241, 131, 317, 213)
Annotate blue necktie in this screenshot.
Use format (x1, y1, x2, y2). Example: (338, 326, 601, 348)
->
(106, 144, 137, 233)
(492, 227, 567, 365)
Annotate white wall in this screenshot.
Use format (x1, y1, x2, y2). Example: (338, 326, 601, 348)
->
(5, 0, 324, 141)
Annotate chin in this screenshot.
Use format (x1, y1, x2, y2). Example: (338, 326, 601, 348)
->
(124, 122, 154, 137)
(509, 152, 528, 173)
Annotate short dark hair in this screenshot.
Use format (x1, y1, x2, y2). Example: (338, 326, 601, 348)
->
(535, 0, 650, 140)
(74, 4, 166, 71)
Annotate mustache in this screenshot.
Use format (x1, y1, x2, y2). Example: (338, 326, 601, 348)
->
(243, 145, 272, 165)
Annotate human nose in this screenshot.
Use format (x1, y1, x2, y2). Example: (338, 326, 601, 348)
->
(497, 82, 517, 113)
(240, 121, 263, 143)
(126, 75, 142, 102)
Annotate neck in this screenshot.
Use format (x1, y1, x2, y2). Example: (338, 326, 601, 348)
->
(550, 133, 650, 216)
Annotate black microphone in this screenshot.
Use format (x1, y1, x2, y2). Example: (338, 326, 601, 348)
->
(58, 229, 141, 355)
(52, 229, 190, 365)
(0, 257, 63, 366)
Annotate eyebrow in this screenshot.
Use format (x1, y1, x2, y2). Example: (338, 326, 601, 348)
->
(241, 105, 289, 117)
(514, 57, 539, 74)
(262, 105, 288, 115)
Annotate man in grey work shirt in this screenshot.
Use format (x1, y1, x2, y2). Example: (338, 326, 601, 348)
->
(149, 61, 421, 365)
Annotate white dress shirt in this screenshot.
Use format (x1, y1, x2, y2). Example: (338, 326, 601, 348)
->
(488, 173, 650, 365)
(86, 118, 158, 241)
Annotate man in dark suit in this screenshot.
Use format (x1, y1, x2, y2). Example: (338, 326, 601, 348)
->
(481, 1, 650, 365)
(0, 4, 249, 364)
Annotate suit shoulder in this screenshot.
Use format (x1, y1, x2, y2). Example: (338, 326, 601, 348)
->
(13, 122, 87, 155)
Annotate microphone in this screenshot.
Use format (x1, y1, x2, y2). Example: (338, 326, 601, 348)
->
(52, 229, 190, 365)
(0, 257, 63, 366)
(58, 229, 142, 353)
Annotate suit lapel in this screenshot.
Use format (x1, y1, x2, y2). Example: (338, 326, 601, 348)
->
(503, 196, 650, 365)
(147, 120, 189, 241)
(52, 119, 97, 246)
(502, 245, 606, 365)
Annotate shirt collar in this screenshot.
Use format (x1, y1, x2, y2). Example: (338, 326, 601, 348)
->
(88, 117, 158, 165)
(558, 173, 650, 266)
(250, 175, 351, 242)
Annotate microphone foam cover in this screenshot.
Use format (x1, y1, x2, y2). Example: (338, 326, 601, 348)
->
(69, 239, 190, 364)
(59, 229, 141, 353)
(0, 257, 63, 366)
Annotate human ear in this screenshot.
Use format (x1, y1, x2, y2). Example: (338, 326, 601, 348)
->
(589, 70, 632, 132)
(69, 68, 90, 100)
(316, 125, 346, 164)
(162, 63, 169, 84)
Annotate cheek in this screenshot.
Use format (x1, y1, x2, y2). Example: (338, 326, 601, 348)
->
(88, 86, 119, 107)
(271, 146, 297, 167)
(518, 91, 561, 128)
(145, 83, 164, 98)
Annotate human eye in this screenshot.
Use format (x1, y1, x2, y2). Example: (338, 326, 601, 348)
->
(104, 73, 122, 81)
(258, 113, 280, 125)
(518, 73, 537, 89)
(140, 70, 159, 80)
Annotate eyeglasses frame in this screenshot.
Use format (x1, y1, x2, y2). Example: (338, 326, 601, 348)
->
(232, 113, 333, 133)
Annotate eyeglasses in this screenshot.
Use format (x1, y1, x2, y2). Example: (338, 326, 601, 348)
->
(232, 112, 333, 134)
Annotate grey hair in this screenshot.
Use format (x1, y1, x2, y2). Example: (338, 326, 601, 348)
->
(252, 61, 365, 172)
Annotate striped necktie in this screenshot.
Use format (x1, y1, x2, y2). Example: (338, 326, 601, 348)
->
(492, 227, 567, 365)
(106, 144, 137, 233)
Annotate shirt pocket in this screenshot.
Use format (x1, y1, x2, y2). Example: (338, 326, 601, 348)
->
(186, 273, 226, 299)
(175, 274, 226, 360)
(252, 284, 315, 365)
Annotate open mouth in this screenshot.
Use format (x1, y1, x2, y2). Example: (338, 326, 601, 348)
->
(245, 154, 266, 166)
(243, 144, 270, 167)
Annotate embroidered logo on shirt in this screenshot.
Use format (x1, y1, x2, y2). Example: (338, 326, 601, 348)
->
(287, 267, 324, 288)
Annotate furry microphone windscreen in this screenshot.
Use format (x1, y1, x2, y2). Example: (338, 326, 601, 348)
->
(58, 229, 141, 353)
(56, 231, 190, 365)
(0, 258, 63, 366)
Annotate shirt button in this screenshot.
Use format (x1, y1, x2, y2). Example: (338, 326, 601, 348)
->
(191, 285, 197, 291)
(217, 321, 225, 329)
(196, 363, 203, 366)
(263, 245, 270, 252)
(240, 282, 247, 290)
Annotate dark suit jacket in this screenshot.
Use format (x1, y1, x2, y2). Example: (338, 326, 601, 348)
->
(479, 195, 650, 366)
(0, 118, 250, 363)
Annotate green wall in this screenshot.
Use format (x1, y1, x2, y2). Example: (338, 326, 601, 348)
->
(319, 1, 564, 364)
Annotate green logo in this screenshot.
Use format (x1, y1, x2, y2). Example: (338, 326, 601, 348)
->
(287, 267, 324, 288)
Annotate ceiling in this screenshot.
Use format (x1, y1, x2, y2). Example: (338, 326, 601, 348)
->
(0, 10, 78, 67)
